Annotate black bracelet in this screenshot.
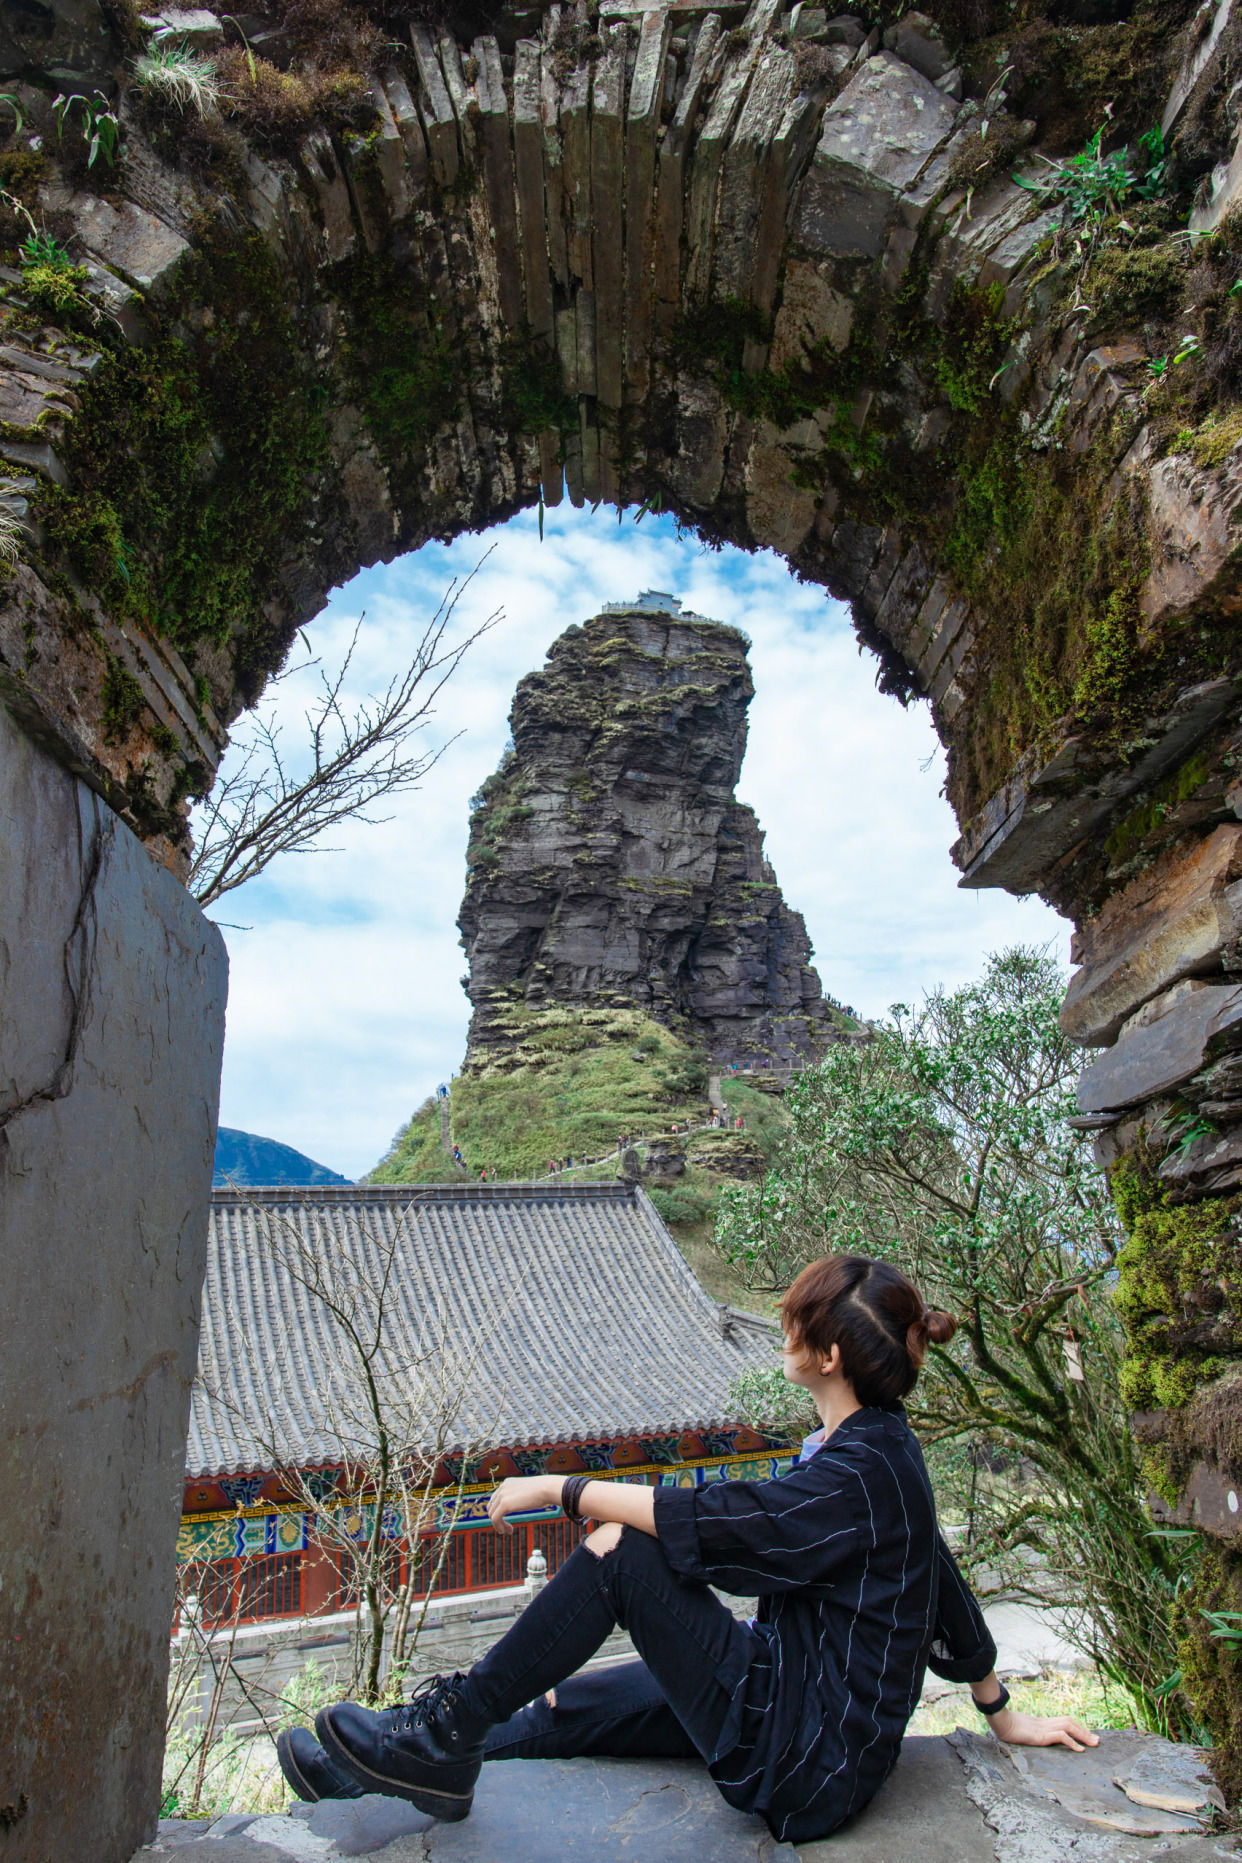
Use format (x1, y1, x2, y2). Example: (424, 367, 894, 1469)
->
(974, 1682, 1011, 1717)
(560, 1476, 590, 1520)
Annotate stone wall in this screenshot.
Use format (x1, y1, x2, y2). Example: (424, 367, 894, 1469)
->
(0, 704, 227, 1863)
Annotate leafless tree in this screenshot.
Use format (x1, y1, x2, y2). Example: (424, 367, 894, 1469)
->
(198, 1196, 499, 1705)
(190, 564, 501, 908)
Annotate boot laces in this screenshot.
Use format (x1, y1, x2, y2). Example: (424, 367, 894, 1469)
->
(399, 1672, 463, 1734)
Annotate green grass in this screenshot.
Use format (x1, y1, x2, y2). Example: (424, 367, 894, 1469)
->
(370, 1013, 792, 1281)
(371, 1009, 799, 1319)
(373, 1008, 719, 1183)
(371, 1095, 460, 1183)
(907, 1665, 1145, 1737)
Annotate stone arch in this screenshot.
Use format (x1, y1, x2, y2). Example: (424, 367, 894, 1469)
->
(4, 0, 1242, 1853)
(5, 0, 1235, 903)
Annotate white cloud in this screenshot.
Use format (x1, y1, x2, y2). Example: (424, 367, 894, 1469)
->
(205, 507, 1068, 1178)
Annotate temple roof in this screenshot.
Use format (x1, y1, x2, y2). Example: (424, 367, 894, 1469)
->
(188, 1182, 777, 1477)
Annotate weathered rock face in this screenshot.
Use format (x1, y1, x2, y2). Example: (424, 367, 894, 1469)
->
(459, 598, 830, 1069)
(0, 705, 226, 1863)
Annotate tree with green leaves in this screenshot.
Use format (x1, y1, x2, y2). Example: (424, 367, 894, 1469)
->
(718, 947, 1198, 1736)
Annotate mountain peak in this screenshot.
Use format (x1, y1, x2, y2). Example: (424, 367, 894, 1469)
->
(458, 605, 833, 1072)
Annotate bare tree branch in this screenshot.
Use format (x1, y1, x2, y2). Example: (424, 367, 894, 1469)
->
(197, 1196, 501, 1705)
(190, 560, 501, 908)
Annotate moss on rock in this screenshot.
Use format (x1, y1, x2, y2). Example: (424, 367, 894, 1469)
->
(1175, 1540, 1242, 1802)
(40, 220, 328, 698)
(1112, 1151, 1242, 1411)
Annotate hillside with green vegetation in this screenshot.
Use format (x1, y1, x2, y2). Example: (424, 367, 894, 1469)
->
(370, 1004, 789, 1305)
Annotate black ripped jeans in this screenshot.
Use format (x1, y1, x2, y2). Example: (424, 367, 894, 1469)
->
(459, 1526, 764, 1768)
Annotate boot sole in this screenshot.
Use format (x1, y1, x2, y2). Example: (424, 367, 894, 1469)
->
(275, 1730, 321, 1804)
(314, 1706, 475, 1822)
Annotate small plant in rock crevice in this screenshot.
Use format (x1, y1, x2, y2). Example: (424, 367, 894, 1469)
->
(51, 90, 121, 170)
(16, 228, 93, 320)
(133, 42, 222, 116)
(1016, 120, 1168, 224)
(0, 481, 25, 564)
(19, 230, 73, 270)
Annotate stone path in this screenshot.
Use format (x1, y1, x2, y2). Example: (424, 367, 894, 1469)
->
(132, 1733, 1240, 1863)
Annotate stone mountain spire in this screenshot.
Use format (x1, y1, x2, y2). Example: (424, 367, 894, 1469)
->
(458, 598, 833, 1069)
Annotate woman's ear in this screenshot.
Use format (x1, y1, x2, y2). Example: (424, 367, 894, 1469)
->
(819, 1342, 842, 1378)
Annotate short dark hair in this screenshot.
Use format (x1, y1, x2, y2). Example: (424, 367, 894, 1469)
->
(779, 1254, 957, 1408)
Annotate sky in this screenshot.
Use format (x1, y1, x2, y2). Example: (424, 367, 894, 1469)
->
(200, 504, 1069, 1180)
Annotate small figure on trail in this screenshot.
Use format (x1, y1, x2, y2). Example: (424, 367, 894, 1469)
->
(478, 1166, 487, 1182)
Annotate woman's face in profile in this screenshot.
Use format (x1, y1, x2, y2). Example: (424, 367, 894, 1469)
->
(782, 1332, 816, 1388)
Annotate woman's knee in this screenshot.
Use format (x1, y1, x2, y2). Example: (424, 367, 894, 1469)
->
(585, 1520, 624, 1558)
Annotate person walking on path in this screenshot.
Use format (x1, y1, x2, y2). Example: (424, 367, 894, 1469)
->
(277, 1254, 1097, 1843)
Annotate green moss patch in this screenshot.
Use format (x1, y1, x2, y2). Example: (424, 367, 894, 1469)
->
(41, 220, 327, 688)
(1175, 1541, 1242, 1802)
(331, 251, 461, 489)
(1112, 1151, 1242, 1411)
(1104, 748, 1214, 865)
(936, 403, 1242, 821)
(101, 653, 146, 744)
(1172, 405, 1242, 471)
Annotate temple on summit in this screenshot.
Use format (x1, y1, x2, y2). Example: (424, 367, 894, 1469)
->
(179, 1182, 782, 1625)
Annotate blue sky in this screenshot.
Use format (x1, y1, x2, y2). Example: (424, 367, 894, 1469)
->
(201, 504, 1069, 1179)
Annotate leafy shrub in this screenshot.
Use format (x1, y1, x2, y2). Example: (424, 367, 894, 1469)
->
(647, 1182, 717, 1229)
(726, 1362, 818, 1447)
(715, 947, 1200, 1737)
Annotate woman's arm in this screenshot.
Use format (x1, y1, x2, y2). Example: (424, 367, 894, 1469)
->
(487, 1474, 657, 1537)
(969, 1673, 1098, 1752)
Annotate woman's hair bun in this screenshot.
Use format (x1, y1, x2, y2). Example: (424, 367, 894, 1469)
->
(925, 1309, 957, 1347)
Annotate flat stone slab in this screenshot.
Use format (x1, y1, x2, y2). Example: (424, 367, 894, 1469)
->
(131, 1737, 1242, 1862)
(949, 1729, 1240, 1863)
(136, 1761, 793, 1860)
(802, 1734, 995, 1861)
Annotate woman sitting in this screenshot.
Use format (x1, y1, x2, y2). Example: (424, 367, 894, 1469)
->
(278, 1254, 1096, 1844)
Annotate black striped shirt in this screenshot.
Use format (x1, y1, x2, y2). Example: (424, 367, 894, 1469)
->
(652, 1405, 996, 1844)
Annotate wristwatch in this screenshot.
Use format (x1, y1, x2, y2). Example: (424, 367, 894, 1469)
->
(974, 1682, 1011, 1717)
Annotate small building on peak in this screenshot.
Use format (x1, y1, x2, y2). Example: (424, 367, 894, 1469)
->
(603, 590, 685, 616)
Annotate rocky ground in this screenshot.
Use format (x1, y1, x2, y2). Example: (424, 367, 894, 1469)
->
(133, 1734, 1240, 1863)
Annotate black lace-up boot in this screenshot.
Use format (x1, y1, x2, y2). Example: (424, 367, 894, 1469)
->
(316, 1672, 487, 1820)
(276, 1726, 365, 1802)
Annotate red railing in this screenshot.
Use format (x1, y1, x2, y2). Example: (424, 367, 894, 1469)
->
(185, 1552, 304, 1627)
(183, 1518, 591, 1629)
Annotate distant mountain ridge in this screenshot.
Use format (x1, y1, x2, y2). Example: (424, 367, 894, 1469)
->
(214, 1127, 349, 1188)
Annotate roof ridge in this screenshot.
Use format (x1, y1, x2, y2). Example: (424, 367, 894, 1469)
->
(210, 1180, 639, 1204)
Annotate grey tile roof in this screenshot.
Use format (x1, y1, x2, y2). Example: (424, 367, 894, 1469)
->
(189, 1182, 777, 1477)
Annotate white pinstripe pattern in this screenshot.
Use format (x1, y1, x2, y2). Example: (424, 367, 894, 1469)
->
(670, 1409, 994, 1845)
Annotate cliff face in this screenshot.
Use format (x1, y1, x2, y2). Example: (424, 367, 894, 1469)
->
(458, 596, 832, 1069)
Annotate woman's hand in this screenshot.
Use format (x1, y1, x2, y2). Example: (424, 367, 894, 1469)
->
(990, 1707, 1098, 1752)
(486, 1475, 560, 1530)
